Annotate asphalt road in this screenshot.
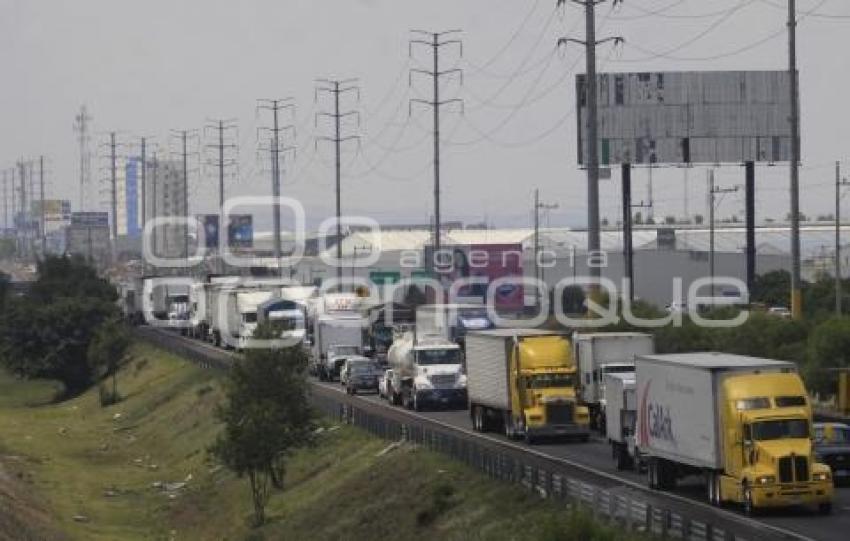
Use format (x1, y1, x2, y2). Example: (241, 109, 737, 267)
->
(314, 380, 850, 541)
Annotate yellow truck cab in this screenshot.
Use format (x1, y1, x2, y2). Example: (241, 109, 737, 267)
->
(720, 372, 833, 514)
(636, 352, 833, 515)
(466, 329, 590, 444)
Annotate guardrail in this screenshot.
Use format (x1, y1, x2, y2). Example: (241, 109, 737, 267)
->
(311, 389, 760, 541)
(137, 327, 803, 541)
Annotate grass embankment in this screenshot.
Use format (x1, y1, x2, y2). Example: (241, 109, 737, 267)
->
(0, 342, 643, 540)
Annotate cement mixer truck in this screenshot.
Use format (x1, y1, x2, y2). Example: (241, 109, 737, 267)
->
(386, 329, 466, 411)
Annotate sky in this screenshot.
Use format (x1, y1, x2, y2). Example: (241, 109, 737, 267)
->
(1, 0, 849, 232)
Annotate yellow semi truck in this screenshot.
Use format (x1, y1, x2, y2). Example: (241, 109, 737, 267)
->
(466, 329, 590, 444)
(635, 352, 833, 515)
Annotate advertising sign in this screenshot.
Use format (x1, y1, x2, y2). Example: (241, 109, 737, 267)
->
(228, 214, 253, 248)
(71, 212, 109, 228)
(199, 214, 219, 248)
(577, 70, 792, 166)
(426, 243, 524, 310)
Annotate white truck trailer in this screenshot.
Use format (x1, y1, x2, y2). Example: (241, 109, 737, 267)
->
(604, 372, 639, 471)
(208, 287, 276, 349)
(572, 332, 653, 432)
(635, 352, 833, 513)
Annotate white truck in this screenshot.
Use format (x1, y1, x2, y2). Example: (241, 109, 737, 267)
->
(209, 287, 276, 349)
(386, 329, 466, 411)
(573, 332, 653, 432)
(605, 372, 640, 471)
(312, 313, 365, 381)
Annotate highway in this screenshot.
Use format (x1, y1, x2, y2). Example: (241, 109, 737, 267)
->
(311, 379, 850, 541)
(138, 327, 848, 541)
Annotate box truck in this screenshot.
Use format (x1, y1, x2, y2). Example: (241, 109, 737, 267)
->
(209, 287, 276, 350)
(605, 372, 639, 471)
(312, 314, 365, 381)
(635, 352, 833, 514)
(466, 329, 590, 444)
(573, 332, 653, 432)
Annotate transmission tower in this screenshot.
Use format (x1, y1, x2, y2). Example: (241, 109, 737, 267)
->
(316, 79, 360, 284)
(203, 119, 239, 269)
(170, 129, 200, 260)
(257, 98, 296, 276)
(73, 106, 93, 212)
(409, 30, 463, 253)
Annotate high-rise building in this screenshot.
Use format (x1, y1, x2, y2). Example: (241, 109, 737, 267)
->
(143, 158, 187, 259)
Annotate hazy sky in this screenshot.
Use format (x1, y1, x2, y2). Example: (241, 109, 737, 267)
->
(2, 0, 849, 230)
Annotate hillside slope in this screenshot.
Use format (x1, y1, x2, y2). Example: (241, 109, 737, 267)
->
(0, 341, 641, 540)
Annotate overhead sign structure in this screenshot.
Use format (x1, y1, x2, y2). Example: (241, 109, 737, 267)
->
(228, 214, 253, 248)
(577, 70, 792, 166)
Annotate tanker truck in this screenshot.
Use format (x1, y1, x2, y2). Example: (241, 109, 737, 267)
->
(466, 329, 590, 444)
(635, 352, 833, 514)
(386, 329, 466, 411)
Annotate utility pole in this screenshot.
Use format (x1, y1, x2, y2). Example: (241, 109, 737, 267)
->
(151, 152, 158, 259)
(73, 106, 93, 211)
(1, 170, 7, 235)
(558, 1, 623, 301)
(171, 129, 199, 261)
(39, 156, 45, 255)
(109, 133, 118, 260)
(316, 79, 360, 285)
(835, 161, 849, 315)
(709, 169, 739, 296)
(534, 189, 558, 307)
(789, 0, 803, 319)
(204, 119, 238, 273)
(410, 30, 463, 256)
(18, 160, 27, 258)
(258, 98, 296, 277)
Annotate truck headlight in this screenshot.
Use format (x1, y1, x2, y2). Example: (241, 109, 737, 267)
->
(813, 471, 831, 482)
(457, 374, 467, 387)
(756, 475, 775, 485)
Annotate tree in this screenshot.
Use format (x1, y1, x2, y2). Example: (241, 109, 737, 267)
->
(210, 325, 315, 527)
(751, 270, 792, 307)
(807, 318, 850, 395)
(0, 256, 118, 396)
(88, 319, 131, 405)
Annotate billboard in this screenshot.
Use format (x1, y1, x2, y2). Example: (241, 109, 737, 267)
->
(199, 214, 219, 248)
(426, 243, 524, 310)
(71, 211, 109, 228)
(228, 214, 253, 248)
(577, 71, 792, 166)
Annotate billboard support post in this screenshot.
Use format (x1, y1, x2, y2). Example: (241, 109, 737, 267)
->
(622, 163, 633, 302)
(745, 161, 756, 298)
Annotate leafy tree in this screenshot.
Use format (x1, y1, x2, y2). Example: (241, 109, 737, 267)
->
(88, 319, 132, 405)
(210, 325, 315, 527)
(0, 256, 118, 396)
(751, 270, 792, 307)
(807, 318, 850, 395)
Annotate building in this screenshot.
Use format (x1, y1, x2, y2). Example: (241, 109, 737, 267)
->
(144, 158, 187, 260)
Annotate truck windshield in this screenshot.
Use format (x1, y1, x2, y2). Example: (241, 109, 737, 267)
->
(751, 419, 809, 441)
(527, 373, 575, 389)
(603, 365, 634, 374)
(242, 312, 257, 323)
(417, 349, 461, 365)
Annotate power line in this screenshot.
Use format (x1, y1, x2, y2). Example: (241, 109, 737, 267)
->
(759, 0, 850, 19)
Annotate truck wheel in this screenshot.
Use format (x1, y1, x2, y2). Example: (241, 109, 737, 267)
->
(818, 503, 832, 515)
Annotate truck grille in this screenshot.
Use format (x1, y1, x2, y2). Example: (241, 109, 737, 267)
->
(778, 456, 809, 483)
(429, 374, 456, 388)
(546, 404, 574, 425)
